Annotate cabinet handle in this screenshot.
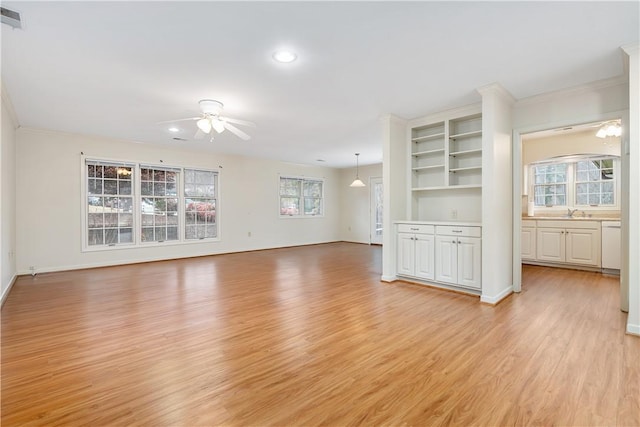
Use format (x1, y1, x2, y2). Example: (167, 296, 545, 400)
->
(452, 230, 463, 233)
(452, 240, 456, 244)
(458, 241, 461, 244)
(410, 228, 419, 231)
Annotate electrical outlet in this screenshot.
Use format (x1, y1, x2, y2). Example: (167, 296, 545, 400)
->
(248, 231, 252, 237)
(451, 209, 458, 219)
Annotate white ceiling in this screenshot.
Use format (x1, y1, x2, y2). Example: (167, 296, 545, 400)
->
(2, 1, 638, 168)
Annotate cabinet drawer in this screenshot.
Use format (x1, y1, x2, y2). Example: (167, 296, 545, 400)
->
(522, 220, 536, 228)
(435, 225, 481, 238)
(397, 224, 434, 234)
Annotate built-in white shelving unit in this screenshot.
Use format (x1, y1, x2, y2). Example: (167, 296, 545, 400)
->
(408, 105, 483, 222)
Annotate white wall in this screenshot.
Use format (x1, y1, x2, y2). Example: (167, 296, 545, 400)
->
(1, 88, 18, 304)
(479, 83, 515, 304)
(522, 130, 621, 165)
(622, 43, 639, 336)
(339, 163, 382, 244)
(381, 115, 407, 281)
(15, 128, 341, 274)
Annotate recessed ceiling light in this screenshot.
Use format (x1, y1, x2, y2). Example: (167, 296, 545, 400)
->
(168, 127, 180, 133)
(273, 50, 297, 63)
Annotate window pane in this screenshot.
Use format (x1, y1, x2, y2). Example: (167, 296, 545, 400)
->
(166, 171, 177, 183)
(304, 198, 322, 215)
(141, 168, 151, 180)
(119, 213, 133, 227)
(88, 179, 102, 195)
(141, 227, 154, 242)
(105, 228, 118, 244)
(304, 181, 322, 197)
(154, 170, 165, 182)
(119, 228, 133, 243)
(154, 182, 166, 196)
(104, 166, 117, 179)
(88, 229, 103, 246)
(103, 180, 117, 195)
(141, 181, 153, 196)
(118, 181, 131, 195)
(88, 213, 103, 228)
(280, 178, 301, 196)
(280, 197, 300, 215)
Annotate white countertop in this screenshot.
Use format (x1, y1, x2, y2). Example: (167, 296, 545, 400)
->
(395, 220, 482, 227)
(523, 216, 620, 222)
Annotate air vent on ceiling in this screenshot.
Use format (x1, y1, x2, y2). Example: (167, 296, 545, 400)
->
(1, 7, 22, 29)
(172, 137, 188, 141)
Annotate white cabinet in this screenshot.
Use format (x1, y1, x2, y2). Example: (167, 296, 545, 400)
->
(521, 220, 536, 261)
(434, 226, 482, 290)
(535, 221, 601, 267)
(396, 224, 435, 281)
(601, 221, 621, 270)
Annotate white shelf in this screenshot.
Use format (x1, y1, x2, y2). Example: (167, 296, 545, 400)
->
(413, 148, 445, 156)
(449, 166, 482, 173)
(449, 130, 482, 140)
(412, 185, 482, 191)
(449, 149, 482, 157)
(412, 132, 445, 142)
(412, 165, 445, 171)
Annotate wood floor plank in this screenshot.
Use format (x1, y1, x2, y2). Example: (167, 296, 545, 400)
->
(2, 243, 638, 426)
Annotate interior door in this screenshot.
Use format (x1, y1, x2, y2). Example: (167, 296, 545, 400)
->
(370, 177, 383, 245)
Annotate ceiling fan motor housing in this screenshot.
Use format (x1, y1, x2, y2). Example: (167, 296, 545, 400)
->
(199, 99, 223, 116)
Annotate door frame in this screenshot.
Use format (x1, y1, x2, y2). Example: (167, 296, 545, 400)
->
(370, 176, 383, 245)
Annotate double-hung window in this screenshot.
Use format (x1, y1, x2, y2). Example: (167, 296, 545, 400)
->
(279, 176, 324, 217)
(140, 166, 180, 243)
(575, 159, 615, 206)
(86, 161, 135, 247)
(533, 163, 567, 207)
(84, 158, 219, 250)
(531, 156, 618, 209)
(184, 169, 217, 239)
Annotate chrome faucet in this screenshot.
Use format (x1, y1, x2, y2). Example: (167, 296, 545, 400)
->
(567, 208, 578, 217)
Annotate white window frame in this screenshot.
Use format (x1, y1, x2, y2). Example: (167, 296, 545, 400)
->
(528, 156, 620, 213)
(81, 155, 220, 252)
(278, 175, 325, 218)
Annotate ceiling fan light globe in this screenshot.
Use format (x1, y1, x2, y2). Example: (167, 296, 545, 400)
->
(211, 119, 225, 134)
(197, 118, 212, 133)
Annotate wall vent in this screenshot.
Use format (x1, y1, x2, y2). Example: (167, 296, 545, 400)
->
(1, 7, 22, 29)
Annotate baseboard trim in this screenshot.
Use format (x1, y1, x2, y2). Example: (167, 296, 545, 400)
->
(380, 275, 396, 282)
(627, 323, 640, 336)
(1, 274, 18, 309)
(480, 287, 513, 305)
(17, 241, 348, 276)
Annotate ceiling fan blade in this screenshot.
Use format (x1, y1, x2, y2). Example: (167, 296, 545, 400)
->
(194, 129, 205, 140)
(157, 117, 200, 124)
(224, 122, 251, 140)
(220, 116, 256, 127)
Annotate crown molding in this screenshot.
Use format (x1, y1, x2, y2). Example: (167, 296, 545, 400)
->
(515, 75, 627, 107)
(476, 82, 516, 105)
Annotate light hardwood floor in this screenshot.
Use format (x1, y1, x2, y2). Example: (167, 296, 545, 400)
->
(2, 242, 638, 426)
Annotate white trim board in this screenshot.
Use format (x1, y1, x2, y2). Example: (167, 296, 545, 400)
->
(1, 274, 18, 309)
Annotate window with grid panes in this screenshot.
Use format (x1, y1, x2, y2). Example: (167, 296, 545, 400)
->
(279, 176, 324, 217)
(86, 161, 134, 246)
(533, 163, 567, 207)
(575, 159, 615, 206)
(184, 169, 218, 239)
(140, 167, 179, 242)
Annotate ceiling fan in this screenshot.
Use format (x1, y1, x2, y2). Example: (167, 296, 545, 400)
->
(162, 99, 255, 141)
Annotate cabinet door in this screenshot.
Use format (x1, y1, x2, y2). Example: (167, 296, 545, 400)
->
(415, 234, 435, 280)
(435, 236, 457, 284)
(457, 237, 482, 289)
(521, 227, 536, 261)
(397, 233, 415, 276)
(536, 228, 565, 262)
(566, 228, 600, 267)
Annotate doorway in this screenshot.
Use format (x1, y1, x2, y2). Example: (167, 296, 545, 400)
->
(512, 115, 627, 310)
(370, 177, 383, 245)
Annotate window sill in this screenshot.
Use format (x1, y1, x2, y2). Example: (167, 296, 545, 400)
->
(82, 237, 221, 253)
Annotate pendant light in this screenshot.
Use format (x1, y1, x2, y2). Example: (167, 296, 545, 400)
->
(350, 153, 366, 187)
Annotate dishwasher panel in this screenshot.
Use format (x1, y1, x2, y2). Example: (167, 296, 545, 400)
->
(601, 221, 621, 270)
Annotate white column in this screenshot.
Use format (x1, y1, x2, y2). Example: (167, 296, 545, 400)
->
(381, 114, 407, 282)
(622, 43, 640, 336)
(477, 83, 516, 304)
